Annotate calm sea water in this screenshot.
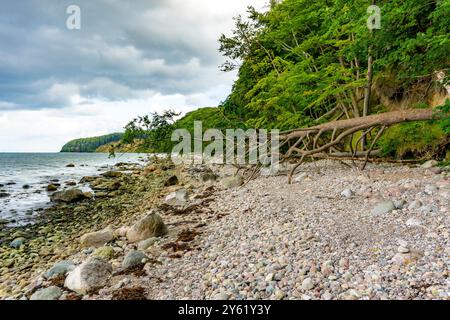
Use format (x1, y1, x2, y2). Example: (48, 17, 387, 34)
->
(0, 153, 146, 225)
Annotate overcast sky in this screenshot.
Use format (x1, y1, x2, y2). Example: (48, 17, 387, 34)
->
(0, 0, 268, 152)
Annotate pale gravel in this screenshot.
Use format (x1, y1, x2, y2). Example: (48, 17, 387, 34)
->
(130, 160, 450, 300)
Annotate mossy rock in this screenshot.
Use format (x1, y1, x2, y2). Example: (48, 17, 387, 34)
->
(92, 246, 116, 260)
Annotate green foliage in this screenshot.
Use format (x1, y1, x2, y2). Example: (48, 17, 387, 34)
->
(437, 99, 450, 134)
(122, 108, 242, 153)
(61, 133, 123, 153)
(122, 110, 180, 153)
(378, 121, 447, 159)
(174, 107, 245, 133)
(219, 0, 450, 130)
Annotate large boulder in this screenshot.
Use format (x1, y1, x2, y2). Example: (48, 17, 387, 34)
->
(64, 258, 112, 295)
(80, 227, 115, 248)
(164, 189, 188, 207)
(126, 212, 168, 243)
(50, 189, 86, 203)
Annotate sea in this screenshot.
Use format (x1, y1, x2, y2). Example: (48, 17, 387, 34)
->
(0, 152, 146, 226)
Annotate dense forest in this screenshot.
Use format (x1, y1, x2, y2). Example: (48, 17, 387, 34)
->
(60, 133, 124, 153)
(72, 0, 450, 160)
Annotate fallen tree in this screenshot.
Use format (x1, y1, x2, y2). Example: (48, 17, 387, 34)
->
(277, 109, 439, 183)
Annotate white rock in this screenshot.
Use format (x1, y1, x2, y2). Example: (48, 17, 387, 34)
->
(340, 189, 354, 198)
(165, 189, 188, 207)
(64, 258, 112, 295)
(397, 239, 409, 248)
(406, 218, 422, 227)
(398, 246, 410, 254)
(212, 293, 230, 300)
(265, 273, 275, 282)
(301, 278, 314, 290)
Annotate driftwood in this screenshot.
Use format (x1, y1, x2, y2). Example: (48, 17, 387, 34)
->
(279, 109, 437, 183)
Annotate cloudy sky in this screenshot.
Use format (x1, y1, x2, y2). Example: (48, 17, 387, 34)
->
(0, 0, 267, 152)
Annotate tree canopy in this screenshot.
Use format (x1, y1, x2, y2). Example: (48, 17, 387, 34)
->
(219, 0, 449, 130)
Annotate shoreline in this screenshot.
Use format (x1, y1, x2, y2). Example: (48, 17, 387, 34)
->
(0, 152, 148, 226)
(0, 159, 449, 300)
(0, 157, 177, 297)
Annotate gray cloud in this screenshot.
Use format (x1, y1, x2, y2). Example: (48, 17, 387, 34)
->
(0, 0, 268, 110)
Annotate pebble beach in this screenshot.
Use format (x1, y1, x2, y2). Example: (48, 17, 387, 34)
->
(1, 159, 449, 300)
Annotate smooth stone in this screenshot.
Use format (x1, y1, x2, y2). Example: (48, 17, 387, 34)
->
(126, 212, 168, 243)
(122, 250, 147, 269)
(50, 189, 86, 203)
(371, 201, 396, 216)
(137, 238, 158, 251)
(45, 261, 76, 279)
(212, 293, 230, 300)
(92, 246, 116, 260)
(80, 227, 115, 248)
(340, 189, 354, 198)
(398, 246, 410, 254)
(30, 286, 62, 301)
(10, 237, 25, 249)
(301, 278, 314, 290)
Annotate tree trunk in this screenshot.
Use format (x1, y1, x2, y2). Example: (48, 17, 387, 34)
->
(279, 109, 438, 183)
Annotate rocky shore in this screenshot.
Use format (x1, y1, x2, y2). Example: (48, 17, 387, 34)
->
(0, 158, 449, 300)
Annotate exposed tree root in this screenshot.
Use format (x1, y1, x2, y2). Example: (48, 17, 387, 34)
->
(278, 109, 437, 183)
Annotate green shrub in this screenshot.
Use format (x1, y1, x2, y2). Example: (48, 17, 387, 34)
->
(378, 121, 447, 159)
